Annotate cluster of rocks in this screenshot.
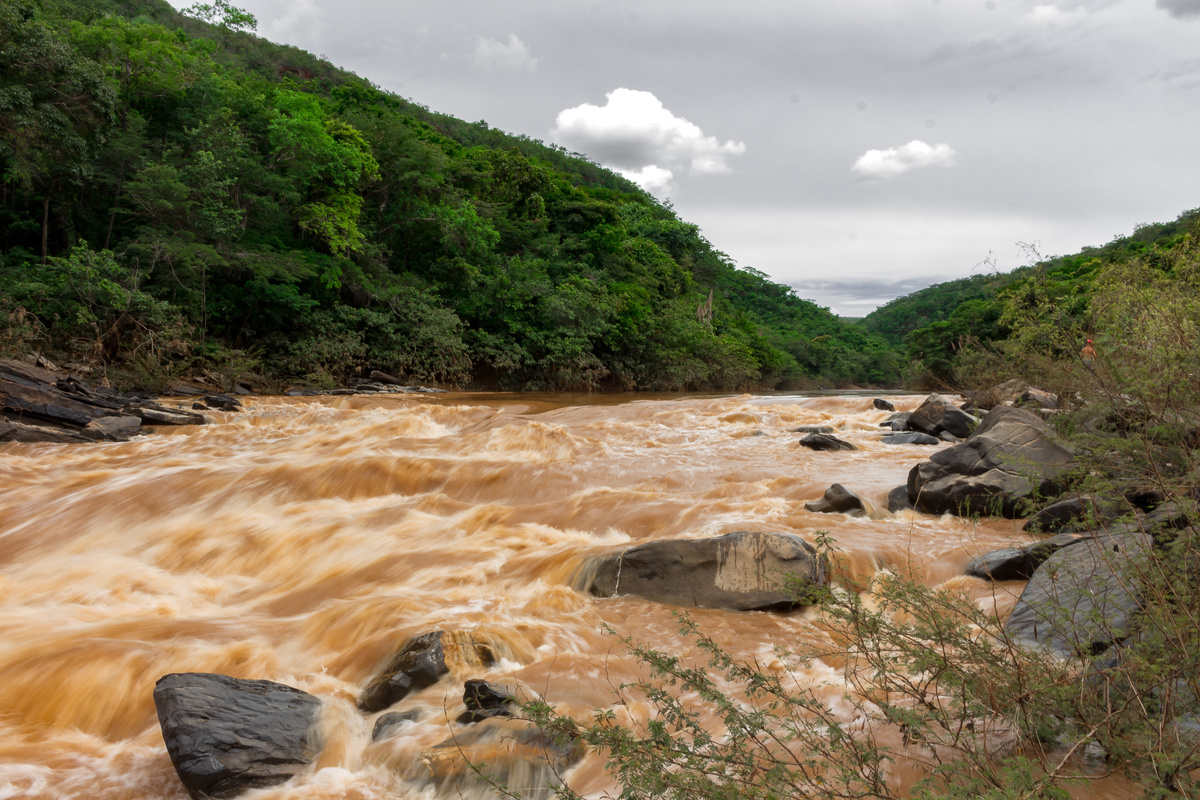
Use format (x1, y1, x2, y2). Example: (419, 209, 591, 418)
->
(285, 371, 448, 397)
(0, 357, 214, 443)
(155, 632, 581, 800)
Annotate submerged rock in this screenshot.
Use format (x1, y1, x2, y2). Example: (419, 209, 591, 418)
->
(582, 530, 827, 611)
(359, 630, 497, 713)
(153, 673, 321, 799)
(881, 432, 940, 446)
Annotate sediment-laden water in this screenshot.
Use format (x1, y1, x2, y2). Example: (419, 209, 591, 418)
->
(0, 392, 1038, 799)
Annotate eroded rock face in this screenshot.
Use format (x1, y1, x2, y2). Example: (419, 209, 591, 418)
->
(907, 405, 1074, 518)
(153, 673, 321, 800)
(582, 531, 827, 611)
(358, 630, 497, 713)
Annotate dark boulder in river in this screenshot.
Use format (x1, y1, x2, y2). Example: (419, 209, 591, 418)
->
(359, 630, 498, 713)
(798, 432, 856, 451)
(907, 393, 979, 440)
(805, 483, 867, 516)
(907, 405, 1074, 517)
(153, 673, 321, 799)
(581, 531, 827, 611)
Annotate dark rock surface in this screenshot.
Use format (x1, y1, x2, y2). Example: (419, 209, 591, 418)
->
(873, 398, 896, 411)
(906, 405, 1074, 517)
(966, 532, 1092, 581)
(359, 631, 497, 713)
(371, 709, 422, 741)
(153, 672, 321, 800)
(790, 424, 834, 434)
(1, 357, 208, 443)
(798, 432, 856, 451)
(457, 679, 519, 724)
(881, 432, 940, 446)
(1023, 495, 1124, 533)
(582, 530, 827, 611)
(907, 394, 979, 439)
(887, 485, 914, 513)
(805, 484, 867, 516)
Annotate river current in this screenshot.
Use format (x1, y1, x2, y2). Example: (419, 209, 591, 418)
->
(0, 392, 1040, 799)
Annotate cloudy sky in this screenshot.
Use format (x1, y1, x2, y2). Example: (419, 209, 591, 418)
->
(169, 0, 1200, 315)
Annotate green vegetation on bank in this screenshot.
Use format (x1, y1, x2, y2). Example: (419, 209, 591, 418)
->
(0, 0, 899, 391)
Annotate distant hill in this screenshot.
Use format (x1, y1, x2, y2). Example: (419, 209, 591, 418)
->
(0, 0, 901, 390)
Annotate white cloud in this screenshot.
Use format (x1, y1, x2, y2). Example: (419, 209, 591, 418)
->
(551, 88, 746, 193)
(470, 34, 539, 73)
(850, 140, 958, 180)
(1157, 0, 1200, 17)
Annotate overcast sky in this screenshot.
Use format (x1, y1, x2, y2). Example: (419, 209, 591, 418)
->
(168, 0, 1200, 315)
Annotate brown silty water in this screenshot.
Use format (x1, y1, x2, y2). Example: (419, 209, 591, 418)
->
(0, 392, 1070, 798)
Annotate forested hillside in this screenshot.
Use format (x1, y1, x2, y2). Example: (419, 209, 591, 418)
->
(0, 0, 900, 391)
(860, 208, 1200, 386)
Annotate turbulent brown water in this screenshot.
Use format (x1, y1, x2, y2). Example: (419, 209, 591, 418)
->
(0, 392, 1062, 799)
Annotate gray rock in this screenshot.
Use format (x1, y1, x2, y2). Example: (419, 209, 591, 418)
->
(881, 432, 940, 446)
(0, 419, 91, 443)
(805, 484, 867, 516)
(798, 432, 856, 451)
(1005, 529, 1150, 656)
(790, 425, 834, 434)
(873, 398, 896, 411)
(908, 394, 979, 439)
(938, 431, 961, 443)
(371, 709, 422, 741)
(966, 532, 1092, 581)
(359, 631, 497, 713)
(1024, 495, 1125, 533)
(583, 530, 827, 611)
(153, 673, 321, 800)
(132, 404, 208, 426)
(887, 485, 914, 513)
(907, 405, 1074, 518)
(457, 679, 519, 724)
(81, 415, 142, 441)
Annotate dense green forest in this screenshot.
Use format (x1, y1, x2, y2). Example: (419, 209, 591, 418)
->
(0, 0, 901, 391)
(860, 207, 1200, 386)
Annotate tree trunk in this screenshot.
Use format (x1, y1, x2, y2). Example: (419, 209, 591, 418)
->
(41, 196, 49, 263)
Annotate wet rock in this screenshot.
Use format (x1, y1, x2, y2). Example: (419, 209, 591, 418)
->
(371, 709, 422, 741)
(880, 412, 911, 431)
(1023, 495, 1125, 533)
(419, 718, 584, 800)
(81, 415, 142, 441)
(359, 631, 497, 713)
(881, 432, 940, 446)
(204, 395, 243, 412)
(134, 404, 207, 426)
(1005, 529, 1150, 657)
(583, 530, 827, 611)
(873, 398, 896, 411)
(790, 424, 834, 434)
(938, 431, 961, 443)
(805, 484, 867, 516)
(153, 672, 321, 800)
(906, 405, 1075, 518)
(908, 394, 979, 439)
(966, 532, 1092, 581)
(0, 419, 91, 443)
(887, 485, 914, 513)
(457, 679, 519, 724)
(1, 370, 110, 428)
(798, 433, 856, 451)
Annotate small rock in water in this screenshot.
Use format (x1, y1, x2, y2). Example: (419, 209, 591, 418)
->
(791, 424, 834, 434)
(873, 398, 895, 411)
(805, 483, 867, 516)
(372, 709, 422, 741)
(798, 432, 856, 451)
(359, 630, 497, 713)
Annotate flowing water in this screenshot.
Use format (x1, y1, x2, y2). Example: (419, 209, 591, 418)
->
(0, 392, 1076, 799)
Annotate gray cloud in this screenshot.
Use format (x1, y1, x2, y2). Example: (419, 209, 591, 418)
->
(1157, 0, 1200, 18)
